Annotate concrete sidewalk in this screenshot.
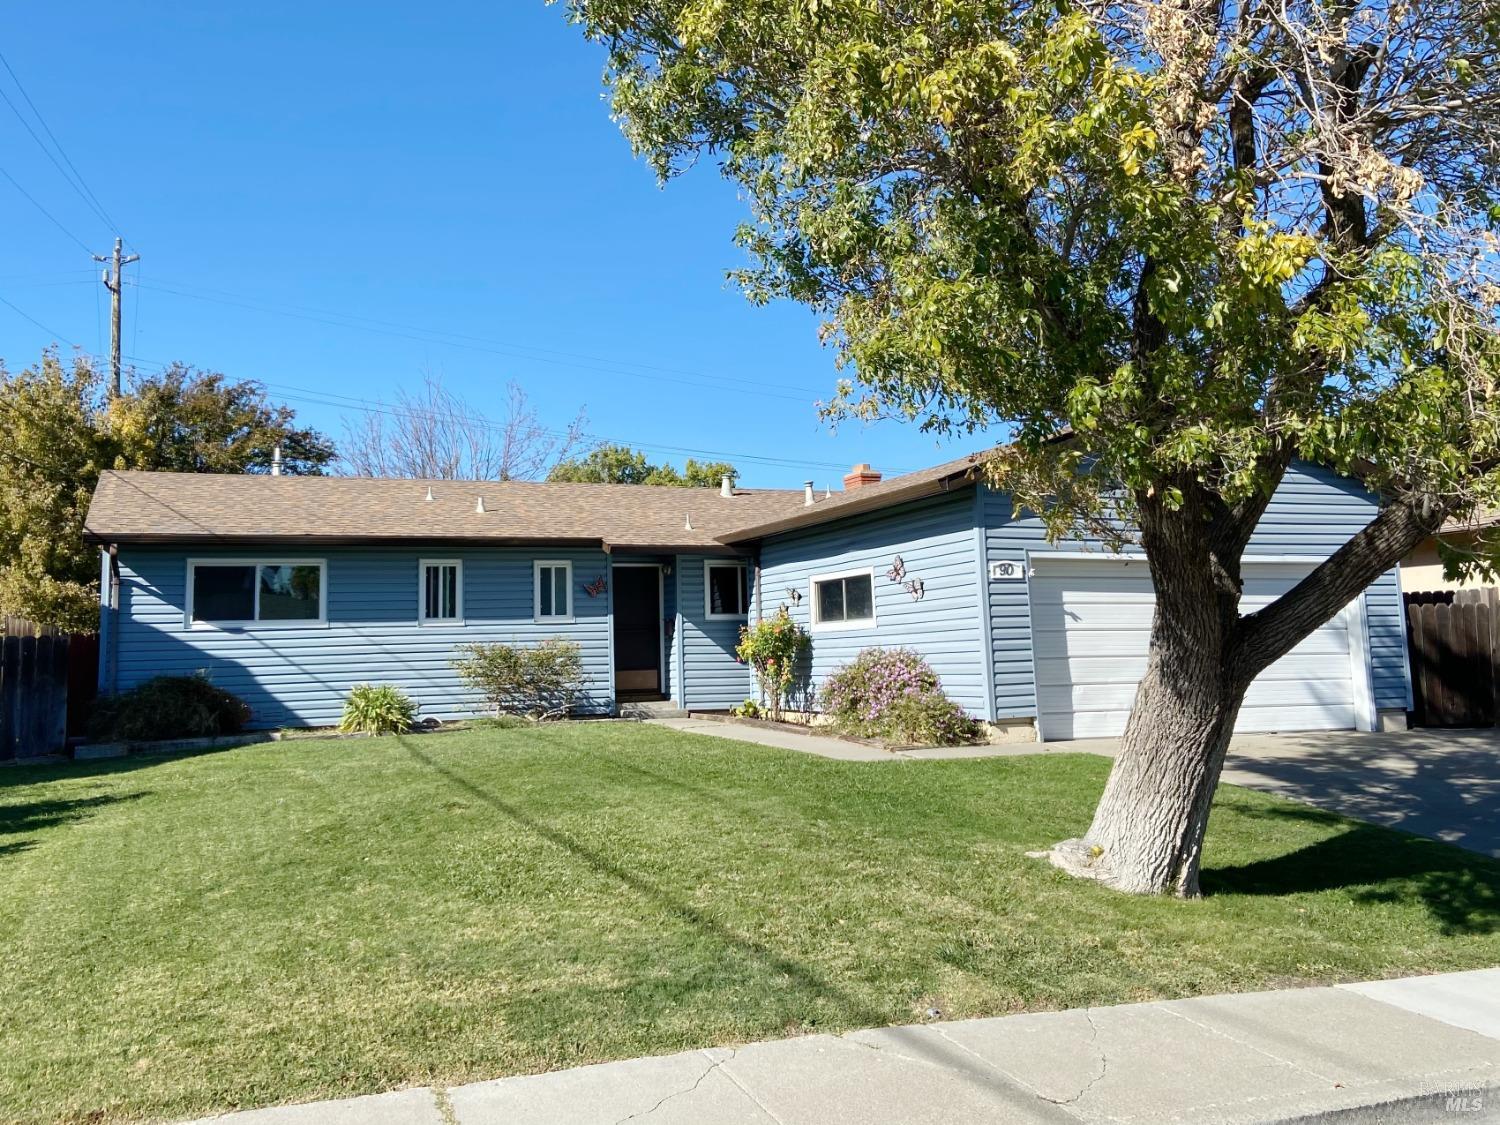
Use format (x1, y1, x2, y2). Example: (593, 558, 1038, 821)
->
(190, 969, 1500, 1124)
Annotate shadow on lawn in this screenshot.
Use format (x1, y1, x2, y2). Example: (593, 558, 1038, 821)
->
(399, 739, 887, 1028)
(0, 792, 147, 858)
(1204, 813, 1500, 936)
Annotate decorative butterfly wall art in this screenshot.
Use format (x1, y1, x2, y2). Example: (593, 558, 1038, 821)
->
(583, 576, 608, 598)
(904, 578, 925, 601)
(885, 556, 906, 583)
(785, 586, 803, 605)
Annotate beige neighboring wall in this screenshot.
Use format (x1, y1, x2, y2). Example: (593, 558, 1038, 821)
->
(1401, 529, 1494, 594)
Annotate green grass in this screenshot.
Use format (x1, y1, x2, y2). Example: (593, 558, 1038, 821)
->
(2, 723, 1498, 1124)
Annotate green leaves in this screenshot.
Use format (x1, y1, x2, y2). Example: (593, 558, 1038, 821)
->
(566, 0, 1500, 559)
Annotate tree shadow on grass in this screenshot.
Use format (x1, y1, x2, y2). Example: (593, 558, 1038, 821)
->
(0, 792, 147, 850)
(1204, 816, 1500, 936)
(398, 738, 886, 1028)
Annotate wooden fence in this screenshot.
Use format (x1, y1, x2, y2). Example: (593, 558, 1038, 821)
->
(1404, 589, 1500, 728)
(0, 617, 99, 759)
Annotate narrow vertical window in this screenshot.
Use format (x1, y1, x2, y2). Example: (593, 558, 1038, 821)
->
(420, 560, 462, 623)
(535, 561, 573, 622)
(704, 562, 748, 619)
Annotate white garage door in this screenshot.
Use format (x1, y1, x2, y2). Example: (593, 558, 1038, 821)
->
(1030, 558, 1372, 741)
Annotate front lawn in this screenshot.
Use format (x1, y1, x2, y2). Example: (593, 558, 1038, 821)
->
(2, 723, 1497, 1123)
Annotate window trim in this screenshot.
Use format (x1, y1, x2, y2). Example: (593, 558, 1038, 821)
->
(185, 558, 328, 630)
(809, 567, 878, 633)
(418, 558, 464, 626)
(703, 560, 749, 621)
(533, 559, 575, 624)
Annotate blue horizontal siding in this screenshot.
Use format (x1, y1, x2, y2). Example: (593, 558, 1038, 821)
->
(111, 547, 614, 728)
(981, 460, 1408, 718)
(756, 491, 987, 717)
(677, 554, 752, 710)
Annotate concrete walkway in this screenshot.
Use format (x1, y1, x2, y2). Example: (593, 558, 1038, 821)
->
(190, 969, 1500, 1124)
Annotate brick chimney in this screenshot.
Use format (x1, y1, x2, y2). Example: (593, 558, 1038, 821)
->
(843, 463, 882, 490)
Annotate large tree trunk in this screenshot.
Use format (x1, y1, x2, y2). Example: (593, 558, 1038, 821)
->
(1042, 484, 1451, 897)
(1045, 491, 1252, 895)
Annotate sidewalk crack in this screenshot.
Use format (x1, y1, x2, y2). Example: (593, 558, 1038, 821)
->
(432, 1084, 458, 1125)
(614, 1048, 737, 1125)
(1038, 1007, 1108, 1109)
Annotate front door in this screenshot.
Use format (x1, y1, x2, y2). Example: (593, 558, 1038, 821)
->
(613, 566, 662, 695)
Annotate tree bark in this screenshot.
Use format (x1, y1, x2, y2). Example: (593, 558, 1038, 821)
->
(1043, 487, 1453, 897)
(1045, 486, 1251, 895)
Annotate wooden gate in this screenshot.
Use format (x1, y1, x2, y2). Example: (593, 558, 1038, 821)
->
(1404, 589, 1500, 727)
(0, 618, 97, 759)
(0, 633, 72, 759)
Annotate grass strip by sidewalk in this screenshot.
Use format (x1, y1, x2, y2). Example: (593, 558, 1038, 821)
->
(2, 721, 1497, 1123)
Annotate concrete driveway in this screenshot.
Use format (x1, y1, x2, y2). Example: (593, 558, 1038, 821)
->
(1217, 727, 1500, 858)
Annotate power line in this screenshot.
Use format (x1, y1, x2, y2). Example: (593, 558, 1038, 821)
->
(129, 278, 830, 403)
(115, 350, 903, 475)
(0, 165, 94, 253)
(0, 48, 124, 239)
(0, 293, 78, 346)
(138, 276, 826, 393)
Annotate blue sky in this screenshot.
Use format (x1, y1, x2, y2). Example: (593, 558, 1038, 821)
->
(0, 3, 985, 487)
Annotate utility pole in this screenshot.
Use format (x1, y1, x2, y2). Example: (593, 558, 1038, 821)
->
(94, 237, 139, 398)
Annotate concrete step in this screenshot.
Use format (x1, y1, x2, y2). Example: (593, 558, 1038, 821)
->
(618, 700, 689, 719)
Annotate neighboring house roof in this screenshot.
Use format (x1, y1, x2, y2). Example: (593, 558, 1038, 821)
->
(83, 471, 809, 554)
(83, 451, 1002, 552)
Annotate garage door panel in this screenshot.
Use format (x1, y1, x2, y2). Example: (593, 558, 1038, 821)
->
(1030, 560, 1361, 741)
(1243, 678, 1353, 707)
(1040, 708, 1135, 740)
(1033, 631, 1161, 660)
(1237, 703, 1356, 731)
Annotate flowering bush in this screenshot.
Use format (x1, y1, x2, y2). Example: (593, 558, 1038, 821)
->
(819, 648, 983, 746)
(735, 609, 810, 720)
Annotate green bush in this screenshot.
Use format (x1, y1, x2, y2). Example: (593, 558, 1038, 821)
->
(819, 648, 983, 746)
(90, 675, 251, 743)
(339, 684, 418, 735)
(735, 609, 811, 720)
(453, 638, 585, 720)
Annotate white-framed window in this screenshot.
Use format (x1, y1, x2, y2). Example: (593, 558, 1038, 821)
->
(419, 559, 463, 624)
(534, 560, 573, 623)
(186, 559, 326, 629)
(704, 560, 749, 620)
(810, 568, 877, 632)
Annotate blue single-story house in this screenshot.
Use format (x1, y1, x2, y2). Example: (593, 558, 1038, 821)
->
(83, 453, 1412, 740)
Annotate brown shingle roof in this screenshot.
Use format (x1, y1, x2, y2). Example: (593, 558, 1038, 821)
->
(83, 450, 1001, 551)
(83, 471, 810, 554)
(716, 451, 996, 542)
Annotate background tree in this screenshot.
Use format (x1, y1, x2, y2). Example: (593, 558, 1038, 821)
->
(109, 362, 335, 475)
(341, 374, 587, 480)
(0, 352, 335, 632)
(547, 441, 739, 486)
(564, 0, 1500, 895)
(0, 353, 109, 632)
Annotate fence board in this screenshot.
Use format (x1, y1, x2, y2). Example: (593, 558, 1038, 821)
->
(0, 632, 75, 760)
(1405, 590, 1500, 728)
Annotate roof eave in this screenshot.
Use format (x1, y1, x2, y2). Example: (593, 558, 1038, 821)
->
(718, 473, 980, 544)
(81, 531, 609, 550)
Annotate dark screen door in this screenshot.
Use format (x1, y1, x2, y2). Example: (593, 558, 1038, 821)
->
(613, 566, 661, 692)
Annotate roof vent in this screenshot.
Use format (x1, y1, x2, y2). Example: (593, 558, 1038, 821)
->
(684, 513, 694, 531)
(270, 444, 283, 477)
(804, 481, 815, 506)
(720, 474, 733, 499)
(843, 463, 883, 490)
(475, 495, 486, 514)
(425, 485, 435, 502)
(824, 484, 832, 500)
